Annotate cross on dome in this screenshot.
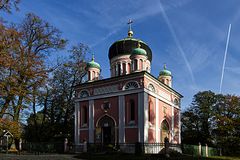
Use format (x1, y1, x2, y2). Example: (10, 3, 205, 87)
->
(127, 19, 134, 37)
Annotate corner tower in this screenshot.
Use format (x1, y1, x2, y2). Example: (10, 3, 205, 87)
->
(86, 54, 101, 81)
(158, 64, 172, 87)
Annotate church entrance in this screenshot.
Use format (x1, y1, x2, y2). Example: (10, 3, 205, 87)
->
(102, 126, 111, 144)
(161, 120, 170, 143)
(97, 115, 115, 144)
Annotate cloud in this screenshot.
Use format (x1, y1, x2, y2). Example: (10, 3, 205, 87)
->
(158, 0, 196, 85)
(225, 67, 240, 75)
(88, 0, 193, 49)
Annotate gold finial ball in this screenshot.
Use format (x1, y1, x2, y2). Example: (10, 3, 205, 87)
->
(137, 41, 141, 48)
(128, 30, 133, 37)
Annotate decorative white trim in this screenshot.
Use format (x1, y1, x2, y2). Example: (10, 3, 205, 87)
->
(95, 114, 117, 127)
(74, 102, 79, 144)
(78, 90, 90, 98)
(144, 88, 179, 109)
(171, 105, 174, 143)
(76, 88, 143, 102)
(144, 92, 149, 143)
(89, 100, 94, 143)
(123, 81, 140, 90)
(147, 83, 156, 93)
(155, 98, 160, 142)
(94, 85, 118, 95)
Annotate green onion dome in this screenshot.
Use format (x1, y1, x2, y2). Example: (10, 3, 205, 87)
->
(131, 42, 147, 56)
(159, 65, 172, 76)
(108, 34, 152, 61)
(86, 56, 100, 69)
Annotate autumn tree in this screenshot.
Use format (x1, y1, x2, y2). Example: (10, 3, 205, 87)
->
(0, 13, 66, 122)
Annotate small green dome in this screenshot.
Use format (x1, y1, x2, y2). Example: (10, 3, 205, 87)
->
(132, 47, 147, 56)
(86, 56, 100, 69)
(159, 65, 171, 76)
(131, 42, 147, 56)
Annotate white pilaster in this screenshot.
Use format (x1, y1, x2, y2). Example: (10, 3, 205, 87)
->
(143, 92, 149, 143)
(155, 98, 159, 142)
(120, 62, 123, 75)
(171, 106, 174, 143)
(74, 102, 80, 144)
(88, 100, 94, 143)
(119, 95, 125, 143)
(89, 100, 94, 143)
(179, 110, 181, 144)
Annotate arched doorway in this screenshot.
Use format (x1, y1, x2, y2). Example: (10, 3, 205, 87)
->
(161, 119, 170, 143)
(97, 115, 115, 144)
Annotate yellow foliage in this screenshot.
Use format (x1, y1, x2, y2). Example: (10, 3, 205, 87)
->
(0, 118, 21, 139)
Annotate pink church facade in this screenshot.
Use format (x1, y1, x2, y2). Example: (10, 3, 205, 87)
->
(74, 26, 182, 149)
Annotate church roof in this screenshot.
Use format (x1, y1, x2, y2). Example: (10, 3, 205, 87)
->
(86, 55, 100, 69)
(108, 24, 152, 61)
(131, 42, 147, 56)
(159, 65, 172, 76)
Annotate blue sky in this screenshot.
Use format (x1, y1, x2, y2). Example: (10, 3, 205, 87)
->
(2, 0, 240, 110)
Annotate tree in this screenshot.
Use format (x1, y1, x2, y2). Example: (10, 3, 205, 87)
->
(212, 94, 240, 155)
(24, 43, 89, 142)
(0, 0, 20, 13)
(0, 13, 66, 122)
(182, 91, 216, 145)
(182, 91, 240, 155)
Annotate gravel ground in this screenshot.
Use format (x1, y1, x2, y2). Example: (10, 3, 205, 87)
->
(0, 154, 83, 160)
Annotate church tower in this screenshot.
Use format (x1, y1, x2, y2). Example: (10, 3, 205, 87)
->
(86, 55, 101, 81)
(108, 20, 152, 77)
(158, 64, 172, 87)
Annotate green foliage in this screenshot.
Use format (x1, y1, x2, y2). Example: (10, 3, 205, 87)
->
(182, 91, 240, 156)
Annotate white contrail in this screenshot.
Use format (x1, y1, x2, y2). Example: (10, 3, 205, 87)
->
(219, 24, 231, 94)
(158, 0, 195, 84)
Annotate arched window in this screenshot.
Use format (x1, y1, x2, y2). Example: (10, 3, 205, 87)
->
(174, 98, 179, 105)
(130, 99, 135, 121)
(166, 79, 169, 85)
(114, 65, 117, 76)
(118, 63, 121, 76)
(123, 63, 126, 75)
(79, 90, 89, 98)
(81, 106, 87, 125)
(140, 59, 143, 70)
(134, 59, 138, 71)
(88, 71, 91, 80)
(124, 81, 139, 90)
(148, 84, 155, 92)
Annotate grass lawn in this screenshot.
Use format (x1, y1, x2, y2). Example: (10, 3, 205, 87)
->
(75, 152, 240, 160)
(207, 156, 240, 160)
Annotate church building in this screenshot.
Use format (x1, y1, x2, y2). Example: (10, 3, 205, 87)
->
(74, 22, 182, 148)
